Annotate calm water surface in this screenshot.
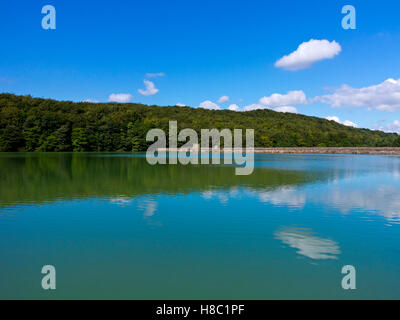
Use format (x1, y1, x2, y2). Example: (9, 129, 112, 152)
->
(1, 153, 400, 299)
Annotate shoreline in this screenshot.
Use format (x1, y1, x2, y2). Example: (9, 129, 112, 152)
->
(251, 147, 400, 155)
(158, 147, 400, 155)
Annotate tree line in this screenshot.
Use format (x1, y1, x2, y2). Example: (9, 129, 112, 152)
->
(0, 93, 399, 152)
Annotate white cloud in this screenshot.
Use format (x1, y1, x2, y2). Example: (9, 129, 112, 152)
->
(325, 116, 357, 128)
(82, 99, 100, 103)
(197, 91, 306, 113)
(259, 90, 307, 107)
(325, 116, 340, 122)
(108, 93, 133, 103)
(228, 104, 240, 111)
(275, 39, 341, 71)
(145, 72, 165, 78)
(198, 100, 221, 110)
(242, 90, 306, 113)
(138, 80, 159, 96)
(242, 103, 265, 111)
(273, 106, 299, 113)
(342, 120, 358, 127)
(378, 120, 400, 134)
(218, 95, 230, 103)
(317, 78, 400, 112)
(176, 103, 186, 107)
(242, 104, 300, 113)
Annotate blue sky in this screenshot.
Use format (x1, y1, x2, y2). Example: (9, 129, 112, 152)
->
(1, 0, 400, 132)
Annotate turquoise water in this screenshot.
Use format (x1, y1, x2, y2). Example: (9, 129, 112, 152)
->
(0, 153, 400, 299)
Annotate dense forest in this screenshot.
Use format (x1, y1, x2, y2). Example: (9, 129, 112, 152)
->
(0, 93, 399, 152)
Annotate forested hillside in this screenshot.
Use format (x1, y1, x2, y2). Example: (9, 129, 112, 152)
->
(0, 93, 399, 152)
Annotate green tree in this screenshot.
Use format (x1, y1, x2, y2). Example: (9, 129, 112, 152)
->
(39, 134, 58, 151)
(23, 126, 41, 151)
(0, 125, 24, 151)
(0, 93, 399, 152)
(71, 128, 88, 152)
(260, 136, 273, 147)
(54, 124, 72, 151)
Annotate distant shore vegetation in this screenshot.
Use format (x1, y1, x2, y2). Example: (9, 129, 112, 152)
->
(1, 93, 399, 152)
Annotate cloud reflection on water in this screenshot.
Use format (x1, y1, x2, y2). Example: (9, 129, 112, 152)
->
(321, 185, 400, 223)
(110, 196, 158, 218)
(275, 227, 341, 260)
(201, 186, 306, 208)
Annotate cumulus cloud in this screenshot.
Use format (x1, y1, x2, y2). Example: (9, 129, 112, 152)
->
(197, 91, 306, 113)
(377, 120, 400, 134)
(274, 106, 299, 113)
(176, 103, 186, 107)
(228, 104, 240, 111)
(108, 93, 133, 103)
(138, 80, 159, 96)
(259, 90, 307, 107)
(218, 95, 230, 103)
(275, 39, 341, 71)
(82, 99, 100, 103)
(242, 104, 265, 111)
(325, 116, 358, 128)
(243, 104, 300, 113)
(242, 90, 306, 113)
(145, 72, 165, 78)
(317, 78, 400, 112)
(342, 120, 357, 127)
(198, 100, 221, 110)
(325, 116, 341, 122)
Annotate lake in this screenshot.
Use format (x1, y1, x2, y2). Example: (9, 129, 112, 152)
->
(0, 153, 399, 299)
